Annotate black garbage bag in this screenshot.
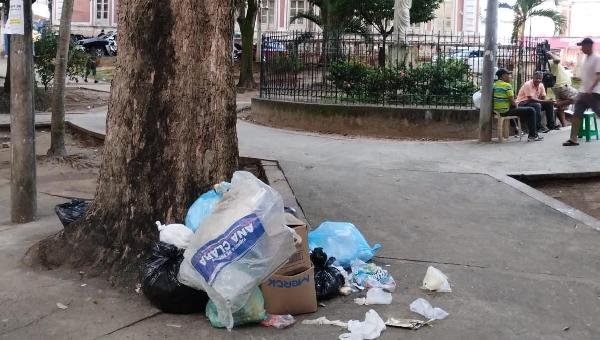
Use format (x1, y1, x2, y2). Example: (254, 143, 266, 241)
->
(311, 247, 345, 300)
(141, 242, 209, 314)
(55, 200, 89, 228)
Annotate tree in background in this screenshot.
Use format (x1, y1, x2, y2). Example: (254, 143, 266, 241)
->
(500, 0, 565, 42)
(31, 0, 239, 283)
(47, 0, 74, 157)
(236, 0, 258, 89)
(410, 0, 444, 25)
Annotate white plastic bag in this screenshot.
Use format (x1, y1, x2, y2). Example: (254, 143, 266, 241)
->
(472, 90, 482, 109)
(156, 222, 193, 249)
(178, 171, 295, 330)
(354, 288, 393, 305)
(340, 309, 386, 340)
(421, 266, 452, 292)
(409, 298, 449, 321)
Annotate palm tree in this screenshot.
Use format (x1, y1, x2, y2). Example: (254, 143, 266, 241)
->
(500, 0, 566, 43)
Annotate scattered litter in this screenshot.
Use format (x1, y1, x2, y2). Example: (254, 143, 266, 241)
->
(261, 314, 296, 329)
(385, 318, 429, 330)
(56, 302, 68, 310)
(184, 182, 230, 232)
(134, 283, 141, 294)
(421, 266, 452, 292)
(55, 200, 89, 228)
(339, 287, 352, 296)
(354, 288, 393, 305)
(156, 221, 193, 249)
(302, 317, 347, 328)
(409, 298, 449, 321)
(384, 265, 391, 267)
(563, 326, 570, 331)
(140, 242, 208, 314)
(80, 284, 87, 287)
(312, 248, 346, 300)
(319, 302, 327, 307)
(340, 309, 386, 340)
(178, 172, 296, 330)
(166, 323, 182, 328)
(308, 222, 381, 268)
(351, 260, 396, 292)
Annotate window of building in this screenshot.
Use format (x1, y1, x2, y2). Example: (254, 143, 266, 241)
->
(96, 0, 109, 20)
(290, 0, 305, 24)
(261, 0, 276, 26)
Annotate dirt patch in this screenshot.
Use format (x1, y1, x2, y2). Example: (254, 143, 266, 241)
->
(526, 177, 600, 220)
(0, 87, 110, 113)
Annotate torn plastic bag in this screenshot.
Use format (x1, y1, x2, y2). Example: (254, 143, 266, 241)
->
(311, 248, 345, 300)
(409, 298, 449, 321)
(184, 182, 231, 232)
(308, 222, 381, 268)
(206, 287, 267, 328)
(354, 288, 393, 305)
(140, 242, 208, 314)
(340, 309, 386, 340)
(178, 171, 295, 330)
(351, 260, 397, 292)
(55, 199, 89, 228)
(421, 266, 452, 292)
(156, 221, 193, 249)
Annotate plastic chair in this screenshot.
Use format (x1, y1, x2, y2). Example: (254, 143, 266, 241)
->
(494, 112, 522, 142)
(578, 110, 599, 142)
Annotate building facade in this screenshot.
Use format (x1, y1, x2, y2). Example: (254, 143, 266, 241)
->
(414, 0, 481, 34)
(53, 0, 119, 36)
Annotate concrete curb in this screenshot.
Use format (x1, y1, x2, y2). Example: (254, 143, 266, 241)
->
(489, 172, 600, 232)
(261, 159, 308, 226)
(65, 120, 106, 141)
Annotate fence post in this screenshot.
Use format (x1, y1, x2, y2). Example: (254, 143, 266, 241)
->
(479, 0, 498, 142)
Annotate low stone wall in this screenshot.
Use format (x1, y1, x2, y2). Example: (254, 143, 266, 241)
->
(251, 98, 479, 140)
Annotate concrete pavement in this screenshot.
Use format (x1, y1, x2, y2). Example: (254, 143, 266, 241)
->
(1, 101, 600, 339)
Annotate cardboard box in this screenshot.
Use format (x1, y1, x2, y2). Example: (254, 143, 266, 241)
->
(261, 266, 318, 315)
(276, 214, 311, 276)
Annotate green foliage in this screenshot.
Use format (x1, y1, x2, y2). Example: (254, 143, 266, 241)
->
(410, 0, 444, 24)
(328, 58, 478, 106)
(269, 53, 304, 74)
(500, 0, 565, 42)
(33, 29, 89, 90)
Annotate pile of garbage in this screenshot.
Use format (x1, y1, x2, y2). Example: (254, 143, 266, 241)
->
(57, 171, 454, 337)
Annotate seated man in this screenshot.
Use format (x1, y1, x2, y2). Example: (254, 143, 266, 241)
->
(516, 71, 559, 132)
(547, 51, 578, 127)
(494, 68, 542, 141)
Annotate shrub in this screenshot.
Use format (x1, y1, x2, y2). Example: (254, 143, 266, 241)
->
(269, 53, 304, 74)
(327, 58, 477, 106)
(34, 29, 89, 91)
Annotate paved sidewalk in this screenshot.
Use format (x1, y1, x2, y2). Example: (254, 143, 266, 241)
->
(1, 100, 600, 339)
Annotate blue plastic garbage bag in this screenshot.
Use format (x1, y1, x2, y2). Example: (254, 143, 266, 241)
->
(184, 182, 231, 232)
(308, 221, 381, 268)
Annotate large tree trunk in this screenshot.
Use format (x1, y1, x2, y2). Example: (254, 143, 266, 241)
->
(31, 0, 239, 284)
(48, 0, 74, 157)
(237, 0, 258, 89)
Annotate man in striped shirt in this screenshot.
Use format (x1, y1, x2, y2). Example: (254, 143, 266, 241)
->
(493, 68, 542, 141)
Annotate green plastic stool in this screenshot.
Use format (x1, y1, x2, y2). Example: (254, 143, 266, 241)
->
(578, 110, 599, 142)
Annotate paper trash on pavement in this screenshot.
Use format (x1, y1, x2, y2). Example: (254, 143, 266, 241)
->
(421, 266, 452, 292)
(385, 318, 429, 330)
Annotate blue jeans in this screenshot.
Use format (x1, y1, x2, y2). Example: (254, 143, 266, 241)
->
(519, 101, 556, 129)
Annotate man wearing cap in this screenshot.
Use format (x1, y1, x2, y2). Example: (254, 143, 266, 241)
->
(564, 38, 600, 146)
(494, 68, 542, 141)
(516, 71, 559, 132)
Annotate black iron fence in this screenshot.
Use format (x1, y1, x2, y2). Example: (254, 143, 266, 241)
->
(260, 31, 545, 108)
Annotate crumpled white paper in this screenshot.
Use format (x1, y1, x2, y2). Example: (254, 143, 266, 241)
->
(409, 298, 449, 321)
(339, 309, 386, 340)
(421, 266, 452, 292)
(354, 288, 393, 305)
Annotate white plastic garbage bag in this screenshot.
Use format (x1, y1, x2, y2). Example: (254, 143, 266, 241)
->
(354, 288, 393, 305)
(472, 90, 482, 109)
(156, 221, 194, 249)
(421, 266, 452, 292)
(178, 171, 295, 330)
(339, 309, 386, 340)
(409, 298, 449, 321)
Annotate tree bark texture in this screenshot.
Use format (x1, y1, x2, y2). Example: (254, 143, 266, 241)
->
(35, 0, 239, 282)
(10, 0, 36, 223)
(237, 0, 258, 89)
(48, 0, 74, 157)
